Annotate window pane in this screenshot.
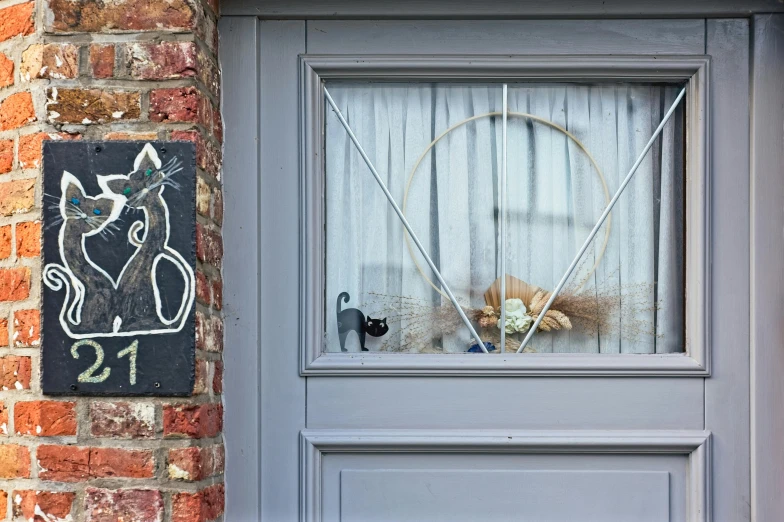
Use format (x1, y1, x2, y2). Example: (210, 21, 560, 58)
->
(324, 82, 685, 355)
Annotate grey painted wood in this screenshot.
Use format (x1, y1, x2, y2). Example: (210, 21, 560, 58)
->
(340, 469, 669, 522)
(704, 19, 752, 522)
(258, 20, 307, 522)
(219, 16, 260, 522)
(307, 377, 704, 430)
(305, 20, 705, 55)
(750, 14, 784, 522)
(327, 454, 687, 522)
(222, 0, 784, 17)
(304, 429, 710, 522)
(228, 13, 754, 520)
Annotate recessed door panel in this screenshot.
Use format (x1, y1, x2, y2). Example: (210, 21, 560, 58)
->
(340, 469, 669, 522)
(319, 452, 687, 522)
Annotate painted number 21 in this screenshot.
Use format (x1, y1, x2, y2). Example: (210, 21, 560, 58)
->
(71, 340, 138, 385)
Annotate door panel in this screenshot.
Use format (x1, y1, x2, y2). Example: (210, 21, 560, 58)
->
(315, 449, 694, 522)
(340, 469, 669, 522)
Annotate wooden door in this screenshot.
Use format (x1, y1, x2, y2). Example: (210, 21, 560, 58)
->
(223, 18, 751, 521)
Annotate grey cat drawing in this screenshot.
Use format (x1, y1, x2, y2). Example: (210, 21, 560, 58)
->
(43, 143, 196, 339)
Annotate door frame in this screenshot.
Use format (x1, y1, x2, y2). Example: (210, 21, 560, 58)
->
(219, 10, 784, 522)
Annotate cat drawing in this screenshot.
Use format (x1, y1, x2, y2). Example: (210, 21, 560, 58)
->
(336, 292, 389, 352)
(42, 172, 124, 334)
(97, 143, 194, 333)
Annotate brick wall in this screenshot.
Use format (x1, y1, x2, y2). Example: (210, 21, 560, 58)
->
(0, 0, 224, 520)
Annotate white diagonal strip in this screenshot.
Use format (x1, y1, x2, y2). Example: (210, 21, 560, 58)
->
(517, 86, 688, 353)
(324, 87, 488, 353)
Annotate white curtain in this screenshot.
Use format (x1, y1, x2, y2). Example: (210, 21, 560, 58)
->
(325, 83, 684, 354)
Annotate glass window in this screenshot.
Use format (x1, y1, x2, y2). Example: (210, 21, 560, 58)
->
(324, 82, 685, 355)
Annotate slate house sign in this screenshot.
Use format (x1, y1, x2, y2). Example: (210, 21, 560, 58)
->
(42, 141, 196, 396)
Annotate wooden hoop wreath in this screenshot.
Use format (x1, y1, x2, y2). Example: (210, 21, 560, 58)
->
(402, 111, 612, 298)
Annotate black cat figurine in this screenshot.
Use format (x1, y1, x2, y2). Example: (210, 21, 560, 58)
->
(336, 292, 389, 352)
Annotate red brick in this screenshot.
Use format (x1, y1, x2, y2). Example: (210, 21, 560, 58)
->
(0, 355, 31, 390)
(19, 132, 79, 169)
(0, 53, 12, 88)
(212, 186, 223, 224)
(0, 401, 7, 434)
(0, 444, 30, 478)
(0, 179, 34, 216)
(90, 447, 154, 479)
(38, 445, 154, 481)
(0, 92, 35, 131)
(212, 361, 222, 394)
(89, 44, 115, 79)
(170, 130, 220, 180)
(193, 359, 208, 395)
(15, 221, 40, 258)
(167, 447, 201, 481)
(195, 271, 210, 306)
(150, 87, 201, 124)
(0, 225, 11, 259)
(211, 103, 223, 142)
(0, 140, 12, 174)
(14, 400, 75, 436)
(205, 0, 219, 16)
(127, 41, 197, 80)
(0, 2, 34, 43)
(12, 309, 39, 347)
(197, 49, 220, 102)
(46, 0, 199, 33)
(195, 311, 223, 353)
(0, 491, 5, 516)
(13, 490, 75, 521)
(196, 223, 222, 268)
(211, 278, 222, 311)
(196, 176, 210, 217)
(0, 319, 7, 347)
(47, 88, 140, 124)
(84, 488, 163, 522)
(0, 267, 31, 302)
(169, 446, 224, 481)
(163, 403, 222, 439)
(36, 445, 89, 481)
(198, 95, 214, 134)
(104, 131, 156, 141)
(20, 43, 79, 80)
(90, 402, 155, 439)
(172, 484, 225, 522)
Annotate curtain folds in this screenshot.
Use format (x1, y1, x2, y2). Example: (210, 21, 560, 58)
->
(325, 83, 685, 354)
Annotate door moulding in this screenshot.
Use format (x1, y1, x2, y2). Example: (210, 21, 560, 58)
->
(300, 429, 712, 522)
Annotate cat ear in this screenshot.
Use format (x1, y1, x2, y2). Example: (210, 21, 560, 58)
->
(382, 318, 387, 324)
(97, 174, 130, 198)
(133, 143, 162, 173)
(61, 171, 87, 206)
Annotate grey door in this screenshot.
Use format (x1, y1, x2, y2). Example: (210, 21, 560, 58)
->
(223, 18, 750, 522)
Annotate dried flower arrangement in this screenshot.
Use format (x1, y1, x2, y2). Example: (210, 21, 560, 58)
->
(352, 268, 659, 354)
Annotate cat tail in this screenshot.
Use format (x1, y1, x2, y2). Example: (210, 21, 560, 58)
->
(337, 292, 350, 314)
(43, 263, 85, 326)
(153, 249, 195, 327)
